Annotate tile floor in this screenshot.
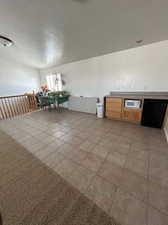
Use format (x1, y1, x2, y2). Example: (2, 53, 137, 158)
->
(0, 109, 168, 225)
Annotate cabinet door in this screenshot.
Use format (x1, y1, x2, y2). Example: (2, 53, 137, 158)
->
(106, 102, 122, 112)
(106, 98, 122, 119)
(122, 110, 132, 121)
(133, 110, 142, 123)
(122, 109, 142, 123)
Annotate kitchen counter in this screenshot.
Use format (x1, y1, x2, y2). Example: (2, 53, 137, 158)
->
(106, 92, 168, 100)
(105, 92, 168, 125)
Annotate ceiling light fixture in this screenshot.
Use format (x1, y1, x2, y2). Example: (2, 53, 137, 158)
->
(0, 35, 14, 47)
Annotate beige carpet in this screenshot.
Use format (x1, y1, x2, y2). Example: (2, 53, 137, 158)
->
(0, 130, 120, 225)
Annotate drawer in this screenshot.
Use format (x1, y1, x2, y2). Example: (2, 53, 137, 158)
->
(106, 97, 122, 104)
(106, 102, 122, 112)
(106, 111, 122, 120)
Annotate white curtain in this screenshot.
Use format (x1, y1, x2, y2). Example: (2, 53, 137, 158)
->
(46, 73, 62, 91)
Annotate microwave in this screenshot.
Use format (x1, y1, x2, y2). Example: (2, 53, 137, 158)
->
(124, 99, 141, 109)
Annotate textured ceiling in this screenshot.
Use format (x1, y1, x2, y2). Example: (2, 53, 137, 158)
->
(0, 0, 168, 69)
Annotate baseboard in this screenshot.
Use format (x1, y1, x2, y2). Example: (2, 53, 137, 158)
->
(164, 128, 168, 143)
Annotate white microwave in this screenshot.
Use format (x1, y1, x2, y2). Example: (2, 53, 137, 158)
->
(124, 99, 141, 109)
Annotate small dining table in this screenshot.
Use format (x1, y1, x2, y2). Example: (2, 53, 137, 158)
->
(38, 95, 70, 111)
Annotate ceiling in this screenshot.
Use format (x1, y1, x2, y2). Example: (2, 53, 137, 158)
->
(1, 0, 168, 69)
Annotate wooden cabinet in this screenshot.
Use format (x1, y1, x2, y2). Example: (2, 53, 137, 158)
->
(106, 97, 122, 120)
(122, 108, 142, 123)
(105, 97, 142, 123)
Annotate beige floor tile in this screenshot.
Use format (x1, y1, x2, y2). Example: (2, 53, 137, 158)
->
(28, 142, 48, 153)
(52, 130, 66, 138)
(149, 151, 168, 170)
(59, 133, 73, 141)
(38, 136, 57, 145)
(93, 194, 113, 215)
(57, 143, 74, 155)
(86, 175, 117, 200)
(148, 207, 168, 225)
(49, 139, 63, 147)
(129, 148, 149, 162)
(149, 181, 168, 215)
(79, 140, 96, 152)
(67, 148, 88, 164)
(86, 135, 102, 144)
(149, 152, 168, 188)
(109, 141, 131, 155)
(80, 152, 104, 172)
(124, 156, 148, 178)
(41, 151, 65, 168)
(91, 144, 110, 159)
(86, 178, 114, 214)
(98, 139, 114, 149)
(111, 188, 147, 225)
(106, 151, 127, 167)
(105, 133, 121, 141)
(67, 166, 95, 193)
(35, 132, 50, 140)
(110, 205, 126, 225)
(149, 139, 168, 151)
(65, 136, 84, 146)
(54, 158, 78, 178)
(121, 169, 148, 202)
(33, 145, 58, 160)
(99, 160, 124, 186)
(131, 141, 149, 152)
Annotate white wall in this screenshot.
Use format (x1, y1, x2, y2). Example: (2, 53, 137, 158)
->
(0, 58, 40, 96)
(40, 40, 168, 100)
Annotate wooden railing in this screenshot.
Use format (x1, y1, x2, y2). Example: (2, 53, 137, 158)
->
(0, 93, 38, 120)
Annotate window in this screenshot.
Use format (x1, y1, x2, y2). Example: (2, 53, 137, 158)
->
(46, 73, 62, 91)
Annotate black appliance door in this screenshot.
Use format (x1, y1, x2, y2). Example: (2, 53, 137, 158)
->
(141, 99, 167, 128)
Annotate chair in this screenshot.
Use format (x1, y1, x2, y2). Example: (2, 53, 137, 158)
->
(38, 96, 53, 111)
(57, 95, 70, 112)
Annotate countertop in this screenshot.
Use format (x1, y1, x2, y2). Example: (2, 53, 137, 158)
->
(106, 92, 168, 100)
